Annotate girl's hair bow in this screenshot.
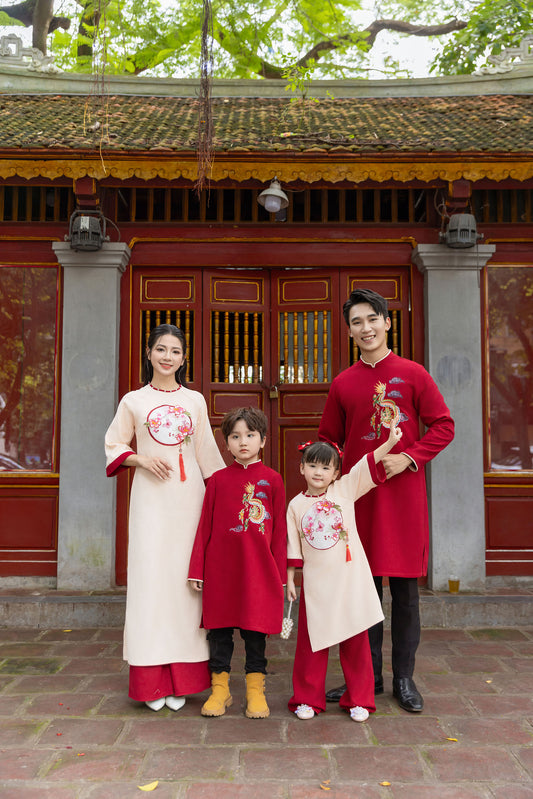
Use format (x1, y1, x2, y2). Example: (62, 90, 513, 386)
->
(297, 441, 314, 451)
(329, 441, 344, 460)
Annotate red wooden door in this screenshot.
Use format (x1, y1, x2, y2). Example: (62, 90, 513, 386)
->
(115, 265, 412, 584)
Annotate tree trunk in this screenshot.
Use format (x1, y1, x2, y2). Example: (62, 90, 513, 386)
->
(32, 0, 54, 54)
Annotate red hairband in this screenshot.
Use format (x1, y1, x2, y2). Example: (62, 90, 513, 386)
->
(298, 440, 344, 459)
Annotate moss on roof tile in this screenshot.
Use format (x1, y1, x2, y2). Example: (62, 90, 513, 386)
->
(0, 94, 531, 154)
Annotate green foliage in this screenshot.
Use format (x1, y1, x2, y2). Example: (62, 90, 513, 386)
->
(45, 0, 414, 77)
(18, 0, 532, 78)
(0, 10, 24, 25)
(431, 0, 533, 74)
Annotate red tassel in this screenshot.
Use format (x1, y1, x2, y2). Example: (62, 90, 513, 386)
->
(179, 450, 186, 481)
(346, 542, 352, 562)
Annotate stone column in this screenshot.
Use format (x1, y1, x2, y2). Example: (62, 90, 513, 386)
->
(52, 242, 131, 590)
(412, 244, 495, 591)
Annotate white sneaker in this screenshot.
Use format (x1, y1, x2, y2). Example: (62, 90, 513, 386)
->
(145, 697, 166, 711)
(350, 705, 369, 722)
(295, 704, 315, 720)
(165, 695, 186, 711)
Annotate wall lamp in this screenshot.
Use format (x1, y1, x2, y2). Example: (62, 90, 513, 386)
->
(439, 213, 483, 249)
(257, 177, 289, 214)
(66, 209, 108, 251)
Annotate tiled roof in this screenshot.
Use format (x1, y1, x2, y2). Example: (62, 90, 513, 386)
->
(0, 94, 532, 154)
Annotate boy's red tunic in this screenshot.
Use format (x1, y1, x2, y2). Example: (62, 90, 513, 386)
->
(319, 352, 454, 578)
(188, 460, 287, 634)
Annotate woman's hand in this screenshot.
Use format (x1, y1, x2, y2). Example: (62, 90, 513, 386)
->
(136, 455, 173, 480)
(189, 580, 203, 592)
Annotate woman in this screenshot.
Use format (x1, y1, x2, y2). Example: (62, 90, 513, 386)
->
(105, 324, 225, 710)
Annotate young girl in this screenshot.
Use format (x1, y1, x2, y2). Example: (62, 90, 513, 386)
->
(105, 324, 225, 712)
(286, 423, 402, 722)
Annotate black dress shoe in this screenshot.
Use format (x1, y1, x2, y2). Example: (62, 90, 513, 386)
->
(392, 677, 424, 712)
(325, 684, 346, 702)
(326, 677, 383, 703)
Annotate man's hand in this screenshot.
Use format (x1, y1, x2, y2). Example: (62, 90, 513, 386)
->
(382, 452, 412, 479)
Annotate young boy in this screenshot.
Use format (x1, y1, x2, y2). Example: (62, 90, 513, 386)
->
(188, 407, 287, 718)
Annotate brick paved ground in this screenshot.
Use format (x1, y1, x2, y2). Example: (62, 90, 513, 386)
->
(0, 625, 532, 798)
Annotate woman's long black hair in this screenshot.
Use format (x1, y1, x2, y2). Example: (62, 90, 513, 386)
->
(143, 324, 188, 387)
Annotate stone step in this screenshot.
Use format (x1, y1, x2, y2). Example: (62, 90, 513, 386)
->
(0, 588, 532, 628)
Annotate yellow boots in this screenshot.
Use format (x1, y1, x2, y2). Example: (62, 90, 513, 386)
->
(245, 672, 270, 718)
(201, 671, 269, 718)
(201, 671, 232, 717)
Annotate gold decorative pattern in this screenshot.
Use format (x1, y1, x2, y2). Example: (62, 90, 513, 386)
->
(1, 157, 533, 185)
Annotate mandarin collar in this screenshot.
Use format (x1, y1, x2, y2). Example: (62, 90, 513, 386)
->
(360, 349, 392, 369)
(231, 459, 263, 470)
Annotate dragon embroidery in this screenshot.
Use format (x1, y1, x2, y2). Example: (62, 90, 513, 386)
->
(238, 481, 269, 534)
(371, 380, 401, 438)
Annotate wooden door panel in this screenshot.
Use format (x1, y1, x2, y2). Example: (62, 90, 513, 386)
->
(203, 269, 270, 450)
(0, 486, 58, 577)
(270, 269, 342, 495)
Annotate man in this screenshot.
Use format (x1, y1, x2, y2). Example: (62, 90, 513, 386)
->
(319, 288, 454, 712)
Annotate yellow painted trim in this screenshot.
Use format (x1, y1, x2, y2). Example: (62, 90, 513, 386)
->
(127, 235, 418, 250)
(1, 156, 533, 185)
(485, 238, 533, 244)
(0, 236, 62, 242)
(0, 477, 60, 483)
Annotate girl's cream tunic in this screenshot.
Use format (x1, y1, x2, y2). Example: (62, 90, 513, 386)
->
(287, 454, 385, 652)
(105, 384, 225, 666)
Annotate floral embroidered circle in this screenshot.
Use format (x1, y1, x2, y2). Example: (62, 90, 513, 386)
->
(145, 405, 194, 447)
(301, 498, 345, 550)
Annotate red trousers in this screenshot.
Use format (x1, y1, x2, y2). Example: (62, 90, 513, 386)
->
(288, 586, 376, 715)
(128, 661, 210, 702)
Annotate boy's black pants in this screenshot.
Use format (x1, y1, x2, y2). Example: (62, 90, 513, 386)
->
(207, 627, 267, 674)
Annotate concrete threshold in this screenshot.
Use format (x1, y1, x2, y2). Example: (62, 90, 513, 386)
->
(0, 588, 532, 628)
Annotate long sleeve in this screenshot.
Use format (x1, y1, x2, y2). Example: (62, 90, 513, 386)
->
(193, 393, 226, 480)
(188, 475, 216, 581)
(318, 380, 346, 449)
(401, 372, 455, 469)
(104, 397, 136, 477)
(271, 474, 288, 584)
(336, 452, 387, 503)
(286, 501, 304, 568)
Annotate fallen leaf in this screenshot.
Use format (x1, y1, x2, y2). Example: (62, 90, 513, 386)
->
(319, 787, 331, 792)
(56, 733, 62, 736)
(76, 753, 85, 757)
(63, 629, 72, 632)
(486, 679, 492, 684)
(138, 782, 159, 792)
(446, 737, 458, 742)
(379, 781, 391, 786)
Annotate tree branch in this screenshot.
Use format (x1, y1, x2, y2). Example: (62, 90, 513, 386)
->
(218, 16, 468, 79)
(0, 0, 70, 35)
(364, 18, 468, 48)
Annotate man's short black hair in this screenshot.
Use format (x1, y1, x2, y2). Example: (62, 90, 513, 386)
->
(342, 288, 389, 326)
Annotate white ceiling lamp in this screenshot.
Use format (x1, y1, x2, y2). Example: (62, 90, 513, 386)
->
(257, 177, 289, 214)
